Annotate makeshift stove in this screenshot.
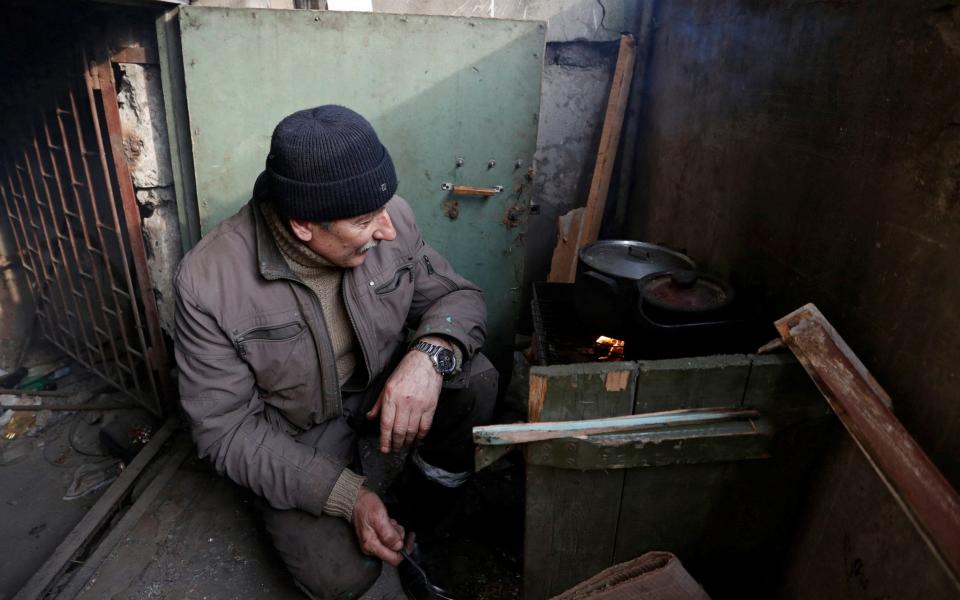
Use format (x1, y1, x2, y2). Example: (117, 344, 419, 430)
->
(521, 282, 833, 599)
(531, 282, 760, 366)
(531, 282, 625, 365)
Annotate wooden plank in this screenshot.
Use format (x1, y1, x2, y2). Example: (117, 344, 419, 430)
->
(14, 419, 178, 600)
(475, 407, 759, 445)
(529, 362, 640, 422)
(609, 353, 836, 597)
(546, 32, 637, 284)
(474, 444, 513, 471)
(613, 463, 728, 568)
(546, 207, 584, 284)
(524, 418, 771, 470)
(776, 303, 960, 589)
(524, 362, 638, 600)
(526, 467, 627, 600)
(577, 33, 637, 246)
(527, 370, 549, 423)
(58, 439, 192, 599)
(634, 354, 752, 413)
(744, 353, 833, 427)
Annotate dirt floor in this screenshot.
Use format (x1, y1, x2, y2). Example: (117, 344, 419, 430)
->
(62, 436, 524, 600)
(412, 457, 524, 600)
(0, 267, 103, 595)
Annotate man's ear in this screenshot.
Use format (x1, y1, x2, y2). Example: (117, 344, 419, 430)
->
(288, 218, 313, 242)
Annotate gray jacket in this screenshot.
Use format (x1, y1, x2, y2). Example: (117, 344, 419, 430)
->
(174, 195, 486, 516)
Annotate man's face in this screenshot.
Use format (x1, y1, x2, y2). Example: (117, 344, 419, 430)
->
(291, 207, 397, 268)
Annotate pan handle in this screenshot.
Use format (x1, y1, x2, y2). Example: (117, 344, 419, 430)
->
(583, 270, 619, 295)
(637, 300, 737, 331)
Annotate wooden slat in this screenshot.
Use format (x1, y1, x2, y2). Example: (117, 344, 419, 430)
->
(524, 418, 771, 470)
(613, 463, 728, 566)
(58, 440, 192, 599)
(14, 419, 178, 600)
(524, 362, 638, 600)
(475, 407, 759, 445)
(545, 207, 583, 284)
(743, 353, 833, 426)
(634, 354, 752, 413)
(776, 303, 960, 589)
(547, 33, 637, 284)
(528, 362, 640, 423)
(577, 33, 637, 246)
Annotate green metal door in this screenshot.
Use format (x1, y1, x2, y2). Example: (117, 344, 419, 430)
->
(159, 6, 544, 367)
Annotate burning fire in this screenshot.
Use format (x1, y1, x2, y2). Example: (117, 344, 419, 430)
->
(595, 336, 625, 361)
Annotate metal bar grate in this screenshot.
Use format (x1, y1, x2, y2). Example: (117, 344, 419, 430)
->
(0, 53, 168, 416)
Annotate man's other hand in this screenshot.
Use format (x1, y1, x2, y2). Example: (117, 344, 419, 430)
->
(366, 337, 448, 453)
(352, 488, 405, 566)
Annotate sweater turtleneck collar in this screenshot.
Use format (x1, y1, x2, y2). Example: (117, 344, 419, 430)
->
(260, 201, 337, 270)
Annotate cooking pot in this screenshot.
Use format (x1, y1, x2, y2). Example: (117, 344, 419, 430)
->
(574, 240, 696, 334)
(637, 270, 735, 319)
(630, 270, 742, 359)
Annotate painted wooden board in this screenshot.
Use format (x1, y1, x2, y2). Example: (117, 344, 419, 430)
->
(633, 354, 752, 413)
(476, 407, 759, 445)
(528, 362, 639, 423)
(776, 304, 960, 589)
(523, 419, 771, 470)
(744, 353, 833, 429)
(612, 353, 836, 597)
(524, 362, 637, 600)
(524, 353, 835, 599)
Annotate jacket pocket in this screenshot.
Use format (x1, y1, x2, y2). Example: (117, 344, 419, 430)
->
(374, 263, 415, 295)
(234, 320, 313, 403)
(422, 255, 458, 292)
(235, 321, 305, 353)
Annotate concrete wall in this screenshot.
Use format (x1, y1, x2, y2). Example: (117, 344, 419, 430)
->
(116, 62, 182, 333)
(93, 9, 185, 335)
(627, 1, 960, 597)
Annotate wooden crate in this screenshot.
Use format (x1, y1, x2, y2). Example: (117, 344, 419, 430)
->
(523, 354, 834, 599)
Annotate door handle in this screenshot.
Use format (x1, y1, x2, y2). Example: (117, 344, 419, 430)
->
(441, 182, 503, 197)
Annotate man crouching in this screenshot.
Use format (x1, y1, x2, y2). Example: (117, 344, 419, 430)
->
(174, 105, 496, 599)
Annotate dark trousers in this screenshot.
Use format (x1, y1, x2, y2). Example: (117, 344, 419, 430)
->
(260, 353, 498, 599)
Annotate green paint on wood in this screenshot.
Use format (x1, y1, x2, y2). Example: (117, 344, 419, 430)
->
(634, 354, 751, 413)
(524, 363, 636, 600)
(525, 354, 835, 598)
(525, 418, 772, 470)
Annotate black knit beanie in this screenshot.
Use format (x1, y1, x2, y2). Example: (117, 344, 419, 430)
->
(264, 105, 398, 222)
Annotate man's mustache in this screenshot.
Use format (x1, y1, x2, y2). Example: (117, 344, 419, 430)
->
(358, 239, 380, 254)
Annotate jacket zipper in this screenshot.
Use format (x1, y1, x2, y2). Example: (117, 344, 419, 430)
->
(422, 255, 458, 291)
(374, 263, 415, 294)
(343, 271, 372, 388)
(283, 277, 344, 417)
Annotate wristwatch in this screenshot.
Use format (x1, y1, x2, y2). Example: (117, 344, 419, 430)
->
(412, 340, 458, 378)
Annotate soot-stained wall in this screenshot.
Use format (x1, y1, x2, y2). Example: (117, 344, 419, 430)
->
(627, 1, 960, 597)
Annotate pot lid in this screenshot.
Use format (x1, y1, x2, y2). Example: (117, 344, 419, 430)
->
(579, 241, 695, 280)
(639, 270, 735, 313)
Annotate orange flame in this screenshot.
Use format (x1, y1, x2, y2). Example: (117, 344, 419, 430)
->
(595, 336, 625, 360)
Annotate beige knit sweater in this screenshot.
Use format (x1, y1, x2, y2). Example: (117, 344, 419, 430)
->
(262, 202, 365, 521)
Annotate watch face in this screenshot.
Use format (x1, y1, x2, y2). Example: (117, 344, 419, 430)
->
(435, 348, 456, 374)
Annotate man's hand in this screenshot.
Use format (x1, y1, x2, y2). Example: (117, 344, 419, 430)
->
(352, 487, 405, 566)
(366, 336, 450, 453)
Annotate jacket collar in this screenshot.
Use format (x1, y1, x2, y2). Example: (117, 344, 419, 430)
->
(252, 196, 299, 282)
